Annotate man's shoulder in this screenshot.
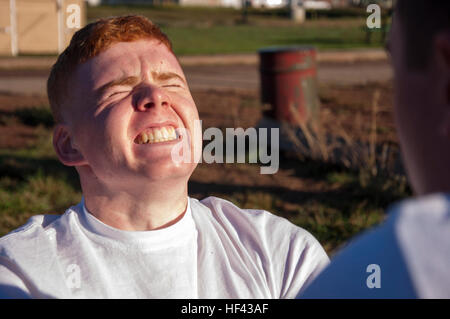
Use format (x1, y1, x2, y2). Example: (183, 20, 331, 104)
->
(1, 215, 59, 242)
(300, 193, 450, 298)
(194, 196, 297, 230)
(299, 207, 417, 298)
(191, 196, 329, 298)
(0, 204, 80, 255)
(190, 196, 322, 247)
(391, 193, 450, 298)
(390, 192, 450, 225)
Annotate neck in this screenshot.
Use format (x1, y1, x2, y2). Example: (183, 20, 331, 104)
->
(81, 177, 189, 231)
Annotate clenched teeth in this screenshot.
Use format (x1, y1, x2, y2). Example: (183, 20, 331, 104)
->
(135, 126, 179, 144)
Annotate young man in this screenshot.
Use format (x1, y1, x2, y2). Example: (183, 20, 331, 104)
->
(0, 15, 328, 298)
(300, 0, 450, 298)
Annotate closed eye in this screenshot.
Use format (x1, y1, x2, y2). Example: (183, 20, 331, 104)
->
(99, 90, 130, 104)
(109, 91, 130, 96)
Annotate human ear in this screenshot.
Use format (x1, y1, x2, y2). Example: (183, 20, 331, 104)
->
(53, 124, 87, 166)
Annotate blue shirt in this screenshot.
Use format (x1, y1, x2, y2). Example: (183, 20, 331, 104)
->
(299, 193, 450, 298)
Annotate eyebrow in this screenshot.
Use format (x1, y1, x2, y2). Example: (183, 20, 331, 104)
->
(152, 71, 186, 85)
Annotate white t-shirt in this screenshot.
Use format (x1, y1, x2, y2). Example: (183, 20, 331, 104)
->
(0, 196, 329, 299)
(299, 193, 450, 299)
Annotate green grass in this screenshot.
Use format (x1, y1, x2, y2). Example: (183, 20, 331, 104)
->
(14, 107, 55, 128)
(87, 5, 387, 55)
(164, 24, 384, 55)
(88, 4, 240, 25)
(0, 166, 81, 237)
(292, 200, 385, 253)
(0, 172, 81, 236)
(0, 127, 82, 236)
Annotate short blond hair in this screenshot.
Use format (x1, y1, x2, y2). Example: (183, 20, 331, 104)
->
(47, 15, 173, 123)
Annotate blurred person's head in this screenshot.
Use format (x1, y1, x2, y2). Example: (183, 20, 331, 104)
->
(47, 15, 201, 197)
(390, 0, 450, 195)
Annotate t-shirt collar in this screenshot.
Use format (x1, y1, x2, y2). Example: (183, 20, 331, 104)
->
(79, 196, 194, 245)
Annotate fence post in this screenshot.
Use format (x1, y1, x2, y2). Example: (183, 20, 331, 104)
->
(9, 0, 18, 56)
(57, 0, 65, 53)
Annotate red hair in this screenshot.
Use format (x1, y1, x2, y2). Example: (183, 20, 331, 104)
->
(47, 15, 173, 123)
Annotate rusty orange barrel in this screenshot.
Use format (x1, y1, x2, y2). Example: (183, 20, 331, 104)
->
(259, 46, 320, 126)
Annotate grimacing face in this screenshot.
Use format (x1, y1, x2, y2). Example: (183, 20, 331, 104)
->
(56, 39, 202, 191)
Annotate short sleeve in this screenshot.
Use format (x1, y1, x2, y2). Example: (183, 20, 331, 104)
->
(278, 229, 330, 298)
(0, 259, 31, 299)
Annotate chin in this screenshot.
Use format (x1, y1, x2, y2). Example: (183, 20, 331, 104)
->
(137, 161, 196, 183)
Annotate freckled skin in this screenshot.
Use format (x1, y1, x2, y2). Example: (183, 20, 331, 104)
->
(69, 40, 200, 185)
(54, 39, 203, 230)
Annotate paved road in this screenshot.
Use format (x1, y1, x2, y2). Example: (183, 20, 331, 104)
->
(183, 61, 392, 91)
(0, 61, 392, 96)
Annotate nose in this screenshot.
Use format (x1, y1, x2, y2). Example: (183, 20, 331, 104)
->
(133, 84, 170, 112)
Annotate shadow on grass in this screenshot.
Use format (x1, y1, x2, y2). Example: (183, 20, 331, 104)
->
(190, 154, 409, 219)
(189, 178, 401, 218)
(0, 154, 80, 191)
(0, 106, 54, 128)
(13, 107, 54, 128)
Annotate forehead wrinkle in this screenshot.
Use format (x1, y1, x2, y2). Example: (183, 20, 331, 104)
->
(140, 57, 160, 83)
(90, 50, 141, 88)
(139, 53, 185, 83)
